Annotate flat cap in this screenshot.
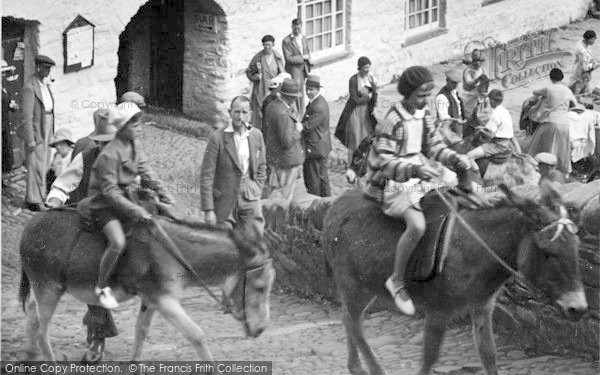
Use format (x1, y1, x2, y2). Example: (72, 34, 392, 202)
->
(119, 91, 146, 107)
(535, 152, 557, 166)
(445, 69, 462, 83)
(35, 55, 56, 66)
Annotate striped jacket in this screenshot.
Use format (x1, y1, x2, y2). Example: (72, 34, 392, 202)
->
(363, 102, 460, 201)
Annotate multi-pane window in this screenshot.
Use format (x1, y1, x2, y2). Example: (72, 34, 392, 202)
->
(297, 0, 347, 59)
(405, 0, 439, 32)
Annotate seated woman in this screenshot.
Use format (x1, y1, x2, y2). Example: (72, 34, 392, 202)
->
(467, 89, 515, 161)
(363, 66, 472, 315)
(86, 102, 174, 309)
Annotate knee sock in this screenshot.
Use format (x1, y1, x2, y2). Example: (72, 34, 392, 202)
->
(97, 249, 121, 289)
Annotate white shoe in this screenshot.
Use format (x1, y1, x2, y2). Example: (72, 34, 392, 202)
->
(95, 287, 119, 309)
(385, 276, 415, 316)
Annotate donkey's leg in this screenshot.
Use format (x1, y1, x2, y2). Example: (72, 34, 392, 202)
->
(23, 298, 40, 360)
(156, 296, 213, 360)
(470, 297, 498, 375)
(417, 312, 448, 375)
(131, 302, 156, 361)
(32, 283, 63, 361)
(340, 285, 385, 375)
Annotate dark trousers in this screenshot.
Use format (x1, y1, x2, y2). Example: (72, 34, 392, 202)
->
(2, 129, 12, 173)
(83, 305, 118, 341)
(303, 156, 331, 197)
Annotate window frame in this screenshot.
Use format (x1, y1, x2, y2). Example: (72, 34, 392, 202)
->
(297, 0, 347, 60)
(404, 0, 440, 36)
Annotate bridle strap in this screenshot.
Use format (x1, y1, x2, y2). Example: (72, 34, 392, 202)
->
(147, 218, 223, 307)
(433, 189, 542, 294)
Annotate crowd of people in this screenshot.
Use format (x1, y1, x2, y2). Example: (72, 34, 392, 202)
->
(2, 18, 598, 354)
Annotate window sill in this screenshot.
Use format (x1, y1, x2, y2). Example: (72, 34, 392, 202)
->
(482, 0, 505, 6)
(311, 51, 354, 69)
(401, 28, 449, 48)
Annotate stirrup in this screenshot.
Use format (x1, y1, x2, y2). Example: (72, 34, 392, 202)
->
(95, 287, 119, 309)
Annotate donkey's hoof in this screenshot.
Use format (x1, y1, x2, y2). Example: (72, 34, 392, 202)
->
(348, 365, 368, 375)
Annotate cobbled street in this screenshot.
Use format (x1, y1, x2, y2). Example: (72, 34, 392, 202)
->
(2, 18, 600, 375)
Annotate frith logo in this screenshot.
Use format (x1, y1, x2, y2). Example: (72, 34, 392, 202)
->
(464, 30, 572, 88)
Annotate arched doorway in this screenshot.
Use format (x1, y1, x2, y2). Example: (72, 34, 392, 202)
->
(115, 0, 184, 110)
(115, 0, 229, 123)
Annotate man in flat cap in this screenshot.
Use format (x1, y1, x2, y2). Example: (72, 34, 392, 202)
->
(535, 152, 567, 184)
(364, 66, 472, 315)
(18, 54, 56, 211)
(435, 68, 465, 136)
(247, 35, 285, 130)
(301, 74, 332, 197)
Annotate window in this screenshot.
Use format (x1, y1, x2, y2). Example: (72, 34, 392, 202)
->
(297, 0, 347, 60)
(405, 0, 439, 34)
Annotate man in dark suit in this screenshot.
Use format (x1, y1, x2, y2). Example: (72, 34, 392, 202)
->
(282, 18, 311, 117)
(18, 55, 55, 211)
(200, 95, 267, 235)
(263, 78, 305, 205)
(302, 74, 331, 197)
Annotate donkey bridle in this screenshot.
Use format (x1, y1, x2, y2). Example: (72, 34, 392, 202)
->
(433, 189, 577, 296)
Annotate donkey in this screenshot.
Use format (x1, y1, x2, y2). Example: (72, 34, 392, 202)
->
(323, 182, 587, 375)
(19, 208, 275, 362)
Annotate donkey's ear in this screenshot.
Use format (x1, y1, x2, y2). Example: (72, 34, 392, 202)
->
(539, 179, 564, 209)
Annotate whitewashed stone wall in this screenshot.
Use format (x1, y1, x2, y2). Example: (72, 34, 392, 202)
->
(311, 0, 592, 102)
(3, 0, 592, 135)
(3, 0, 147, 140)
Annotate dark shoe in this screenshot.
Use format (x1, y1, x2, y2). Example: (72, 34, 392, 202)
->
(385, 276, 415, 315)
(27, 203, 48, 212)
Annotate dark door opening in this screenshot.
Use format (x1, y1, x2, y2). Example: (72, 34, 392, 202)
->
(150, 0, 184, 110)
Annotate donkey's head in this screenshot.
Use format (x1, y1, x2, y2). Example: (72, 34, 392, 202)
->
(222, 225, 275, 338)
(500, 182, 587, 321)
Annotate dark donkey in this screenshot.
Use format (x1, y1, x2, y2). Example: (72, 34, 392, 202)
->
(19, 209, 275, 362)
(323, 182, 587, 375)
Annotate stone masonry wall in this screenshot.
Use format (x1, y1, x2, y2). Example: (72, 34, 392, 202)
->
(2, 0, 148, 141)
(262, 184, 600, 360)
(311, 0, 591, 101)
(3, 0, 592, 134)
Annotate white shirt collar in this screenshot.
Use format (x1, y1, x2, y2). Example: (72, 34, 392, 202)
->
(396, 101, 426, 120)
(224, 123, 250, 136)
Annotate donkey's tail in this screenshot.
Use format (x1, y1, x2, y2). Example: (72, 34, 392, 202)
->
(19, 270, 30, 312)
(324, 257, 332, 279)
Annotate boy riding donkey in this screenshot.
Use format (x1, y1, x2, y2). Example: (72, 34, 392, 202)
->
(363, 66, 474, 315)
(84, 102, 174, 309)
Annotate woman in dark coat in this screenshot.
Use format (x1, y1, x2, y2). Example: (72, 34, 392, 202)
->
(335, 56, 378, 166)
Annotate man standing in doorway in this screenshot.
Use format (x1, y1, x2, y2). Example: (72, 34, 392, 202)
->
(200, 95, 267, 235)
(302, 74, 331, 197)
(282, 18, 311, 117)
(19, 55, 56, 211)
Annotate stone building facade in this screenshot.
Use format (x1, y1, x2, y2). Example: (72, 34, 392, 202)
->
(2, 0, 591, 139)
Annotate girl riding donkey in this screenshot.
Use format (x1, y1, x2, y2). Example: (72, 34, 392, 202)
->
(363, 66, 474, 315)
(85, 102, 174, 309)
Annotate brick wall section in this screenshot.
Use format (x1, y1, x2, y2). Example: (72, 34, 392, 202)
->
(262, 183, 600, 360)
